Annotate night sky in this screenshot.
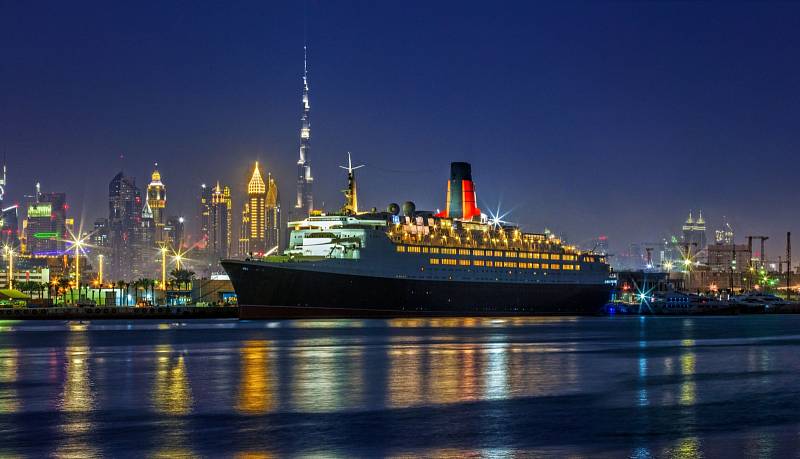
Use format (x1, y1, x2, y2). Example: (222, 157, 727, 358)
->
(3, 1, 800, 256)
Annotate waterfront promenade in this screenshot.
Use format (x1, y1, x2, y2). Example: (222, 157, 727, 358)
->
(0, 305, 238, 320)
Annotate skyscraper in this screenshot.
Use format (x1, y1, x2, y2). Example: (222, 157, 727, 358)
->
(199, 183, 211, 252)
(26, 189, 67, 255)
(295, 46, 314, 216)
(208, 181, 232, 260)
(109, 171, 141, 280)
(135, 199, 156, 278)
(147, 164, 166, 243)
(681, 210, 707, 255)
(265, 174, 280, 252)
(239, 202, 250, 256)
(243, 162, 267, 255)
(0, 164, 19, 248)
(165, 216, 185, 251)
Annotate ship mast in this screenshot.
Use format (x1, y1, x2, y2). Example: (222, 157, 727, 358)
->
(339, 152, 364, 215)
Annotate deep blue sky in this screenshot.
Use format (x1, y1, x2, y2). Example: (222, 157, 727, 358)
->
(2, 1, 800, 255)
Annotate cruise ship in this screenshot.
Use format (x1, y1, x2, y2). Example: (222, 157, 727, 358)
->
(223, 162, 613, 319)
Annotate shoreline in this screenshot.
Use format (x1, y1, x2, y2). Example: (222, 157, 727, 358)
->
(0, 305, 238, 320)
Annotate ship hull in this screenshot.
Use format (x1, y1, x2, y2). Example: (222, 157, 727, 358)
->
(224, 260, 612, 319)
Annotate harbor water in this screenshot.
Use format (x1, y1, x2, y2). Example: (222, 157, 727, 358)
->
(1, 316, 800, 457)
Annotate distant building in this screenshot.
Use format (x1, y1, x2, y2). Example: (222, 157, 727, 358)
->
(165, 216, 185, 251)
(707, 243, 750, 273)
(265, 174, 280, 252)
(135, 200, 156, 278)
(146, 164, 167, 243)
(295, 46, 314, 217)
(92, 218, 109, 249)
(208, 181, 232, 261)
(242, 163, 267, 255)
(26, 190, 67, 255)
(681, 210, 707, 255)
(108, 171, 142, 281)
(715, 219, 734, 245)
(0, 164, 19, 248)
(239, 202, 250, 256)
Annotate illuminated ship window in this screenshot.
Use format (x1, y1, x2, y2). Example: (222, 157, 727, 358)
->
(550, 264, 560, 270)
(532, 263, 540, 269)
(563, 264, 574, 270)
(505, 251, 517, 258)
(407, 246, 421, 253)
(541, 253, 550, 260)
(472, 249, 485, 256)
(459, 249, 470, 256)
(541, 263, 549, 269)
(459, 259, 470, 266)
(486, 260, 494, 267)
(396, 245, 406, 253)
(575, 265, 581, 270)
(532, 253, 540, 259)
(474, 260, 485, 267)
(551, 254, 561, 260)
(442, 258, 457, 265)
(429, 258, 440, 265)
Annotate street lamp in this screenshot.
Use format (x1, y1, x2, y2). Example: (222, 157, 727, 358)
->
(173, 253, 183, 271)
(3, 245, 13, 290)
(69, 233, 87, 300)
(98, 254, 104, 285)
(160, 246, 168, 291)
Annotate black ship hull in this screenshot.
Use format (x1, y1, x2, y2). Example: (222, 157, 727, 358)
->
(223, 260, 612, 319)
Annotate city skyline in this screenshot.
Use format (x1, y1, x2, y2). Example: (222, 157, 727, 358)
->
(3, 2, 800, 256)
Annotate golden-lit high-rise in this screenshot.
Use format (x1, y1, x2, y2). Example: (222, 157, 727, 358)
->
(243, 162, 267, 255)
(147, 163, 167, 243)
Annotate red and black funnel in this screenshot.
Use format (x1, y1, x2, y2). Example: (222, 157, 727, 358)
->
(435, 162, 481, 220)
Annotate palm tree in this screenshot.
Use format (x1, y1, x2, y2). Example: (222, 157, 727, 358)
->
(170, 268, 195, 290)
(57, 277, 71, 305)
(142, 278, 155, 305)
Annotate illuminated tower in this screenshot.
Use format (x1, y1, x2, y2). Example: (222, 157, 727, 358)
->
(265, 174, 281, 252)
(0, 164, 19, 248)
(135, 199, 155, 278)
(295, 46, 314, 216)
(209, 181, 232, 259)
(109, 172, 141, 280)
(681, 210, 707, 255)
(147, 163, 167, 243)
(245, 162, 267, 254)
(239, 202, 250, 256)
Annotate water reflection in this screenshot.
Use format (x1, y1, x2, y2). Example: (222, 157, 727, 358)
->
(1, 317, 799, 457)
(236, 340, 275, 414)
(0, 348, 19, 413)
(291, 337, 364, 412)
(55, 330, 98, 459)
(152, 344, 193, 415)
(388, 344, 423, 408)
(150, 343, 194, 458)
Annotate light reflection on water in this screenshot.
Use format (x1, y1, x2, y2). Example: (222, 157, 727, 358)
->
(0, 317, 799, 457)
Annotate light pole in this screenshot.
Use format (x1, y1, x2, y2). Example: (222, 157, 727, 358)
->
(161, 246, 168, 290)
(174, 253, 183, 271)
(4, 245, 13, 290)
